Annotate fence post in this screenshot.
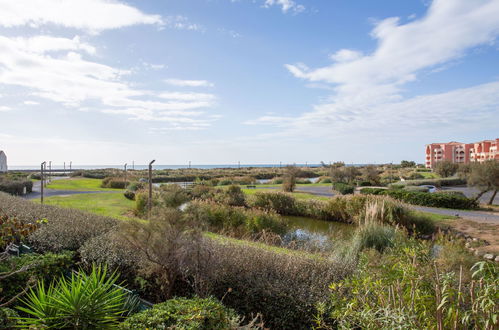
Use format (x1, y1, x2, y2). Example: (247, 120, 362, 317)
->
(40, 161, 46, 204)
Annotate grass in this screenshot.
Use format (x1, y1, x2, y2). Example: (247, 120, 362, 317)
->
(204, 231, 325, 259)
(37, 192, 135, 220)
(47, 178, 123, 191)
(242, 188, 330, 201)
(417, 172, 440, 179)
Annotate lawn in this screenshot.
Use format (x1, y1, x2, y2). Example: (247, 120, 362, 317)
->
(38, 192, 135, 220)
(47, 178, 124, 191)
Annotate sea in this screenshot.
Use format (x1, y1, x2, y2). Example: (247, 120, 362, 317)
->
(8, 164, 332, 171)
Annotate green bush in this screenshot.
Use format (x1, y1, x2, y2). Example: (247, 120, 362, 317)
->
(119, 297, 240, 330)
(101, 177, 127, 189)
(0, 251, 75, 305)
(352, 223, 398, 252)
(0, 179, 33, 195)
(18, 265, 126, 329)
(186, 200, 287, 235)
(159, 184, 190, 208)
(332, 182, 354, 195)
(216, 185, 246, 207)
(249, 191, 298, 215)
(404, 185, 429, 192)
(135, 191, 149, 215)
(319, 177, 332, 184)
(126, 181, 145, 192)
(0, 192, 117, 252)
(360, 187, 477, 209)
(123, 190, 135, 200)
(0, 307, 18, 329)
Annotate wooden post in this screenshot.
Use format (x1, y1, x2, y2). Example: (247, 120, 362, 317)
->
(148, 160, 156, 218)
(124, 163, 127, 187)
(41, 161, 46, 204)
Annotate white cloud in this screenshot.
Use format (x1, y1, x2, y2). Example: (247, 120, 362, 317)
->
(266, 0, 499, 137)
(0, 105, 11, 111)
(264, 0, 304, 13)
(0, 35, 218, 127)
(164, 79, 214, 87)
(0, 0, 162, 33)
(158, 92, 216, 102)
(23, 100, 39, 105)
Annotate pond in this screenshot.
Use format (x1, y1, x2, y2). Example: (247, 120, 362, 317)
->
(282, 216, 355, 250)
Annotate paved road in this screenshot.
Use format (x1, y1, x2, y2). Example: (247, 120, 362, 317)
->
(440, 186, 498, 205)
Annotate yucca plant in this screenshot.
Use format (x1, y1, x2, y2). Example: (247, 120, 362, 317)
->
(17, 265, 126, 329)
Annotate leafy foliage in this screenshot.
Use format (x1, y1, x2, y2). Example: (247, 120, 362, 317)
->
(332, 182, 355, 195)
(360, 188, 478, 209)
(17, 265, 126, 329)
(119, 297, 241, 330)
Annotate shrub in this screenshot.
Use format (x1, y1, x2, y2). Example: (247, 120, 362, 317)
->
(123, 190, 135, 200)
(197, 238, 353, 329)
(394, 177, 466, 187)
(404, 185, 429, 192)
(332, 182, 354, 195)
(119, 297, 240, 330)
(352, 223, 398, 252)
(126, 181, 145, 192)
(217, 178, 233, 186)
(0, 307, 18, 329)
(249, 191, 298, 215)
(360, 188, 477, 209)
(0, 192, 118, 252)
(18, 265, 127, 329)
(190, 184, 216, 199)
(101, 177, 127, 189)
(319, 177, 332, 184)
(0, 179, 33, 195)
(134, 190, 149, 215)
(0, 251, 75, 304)
(186, 200, 287, 236)
(159, 184, 190, 208)
(216, 185, 246, 207)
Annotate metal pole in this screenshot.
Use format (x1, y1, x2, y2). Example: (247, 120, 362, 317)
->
(63, 162, 66, 175)
(124, 163, 127, 187)
(69, 161, 72, 171)
(238, 161, 240, 169)
(49, 161, 52, 184)
(148, 159, 156, 217)
(132, 161, 134, 170)
(41, 161, 46, 204)
(189, 161, 191, 169)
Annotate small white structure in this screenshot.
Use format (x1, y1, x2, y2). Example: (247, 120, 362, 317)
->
(0, 150, 7, 172)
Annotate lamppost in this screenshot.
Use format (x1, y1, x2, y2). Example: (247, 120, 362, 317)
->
(148, 159, 156, 217)
(41, 161, 46, 204)
(48, 161, 52, 184)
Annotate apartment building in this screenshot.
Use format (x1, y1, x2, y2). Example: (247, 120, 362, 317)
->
(425, 138, 498, 169)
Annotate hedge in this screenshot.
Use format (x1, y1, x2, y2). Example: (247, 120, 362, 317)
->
(332, 182, 355, 195)
(119, 297, 239, 329)
(0, 180, 33, 195)
(390, 177, 466, 188)
(360, 188, 477, 209)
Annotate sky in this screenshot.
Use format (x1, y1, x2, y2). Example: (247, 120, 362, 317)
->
(0, 0, 498, 166)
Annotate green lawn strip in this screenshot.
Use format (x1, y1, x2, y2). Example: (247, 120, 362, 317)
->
(204, 232, 325, 260)
(47, 178, 123, 191)
(410, 210, 458, 222)
(36, 192, 136, 220)
(418, 172, 440, 179)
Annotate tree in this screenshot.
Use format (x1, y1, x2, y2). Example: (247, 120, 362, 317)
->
(434, 160, 458, 178)
(400, 160, 416, 168)
(361, 165, 380, 185)
(282, 166, 299, 192)
(466, 161, 499, 205)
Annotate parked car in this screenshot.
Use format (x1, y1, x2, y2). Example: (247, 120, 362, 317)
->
(419, 185, 437, 193)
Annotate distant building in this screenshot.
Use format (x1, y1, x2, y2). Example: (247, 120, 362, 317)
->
(0, 150, 7, 172)
(425, 138, 499, 169)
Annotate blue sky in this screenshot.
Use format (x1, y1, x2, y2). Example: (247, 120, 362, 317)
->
(0, 0, 498, 165)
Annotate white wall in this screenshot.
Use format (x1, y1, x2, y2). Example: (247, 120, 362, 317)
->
(0, 152, 7, 172)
